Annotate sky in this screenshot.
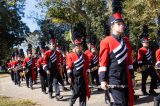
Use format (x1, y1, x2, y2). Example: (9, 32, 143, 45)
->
(21, 0, 41, 32)
(20, 0, 45, 54)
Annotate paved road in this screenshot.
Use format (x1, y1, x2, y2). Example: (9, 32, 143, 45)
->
(0, 75, 159, 106)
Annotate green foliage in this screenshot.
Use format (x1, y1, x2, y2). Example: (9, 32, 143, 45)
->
(0, 96, 37, 106)
(37, 0, 109, 40)
(0, 0, 30, 64)
(122, 0, 160, 52)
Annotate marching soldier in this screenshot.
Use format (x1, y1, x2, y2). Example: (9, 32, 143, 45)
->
(137, 37, 157, 95)
(8, 58, 14, 82)
(56, 41, 68, 91)
(12, 53, 18, 85)
(85, 37, 100, 86)
(13, 50, 24, 86)
(22, 44, 36, 89)
(43, 32, 63, 100)
(9, 54, 15, 82)
(155, 37, 160, 69)
(62, 47, 69, 85)
(66, 32, 90, 106)
(34, 46, 41, 84)
(99, 12, 135, 106)
(154, 37, 160, 106)
(37, 42, 48, 94)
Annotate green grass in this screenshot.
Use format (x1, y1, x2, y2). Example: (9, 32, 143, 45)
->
(0, 74, 9, 78)
(0, 96, 38, 106)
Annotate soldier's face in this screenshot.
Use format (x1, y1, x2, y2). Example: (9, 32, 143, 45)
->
(91, 47, 96, 53)
(41, 53, 44, 58)
(75, 45, 83, 53)
(17, 57, 20, 60)
(87, 43, 91, 49)
(112, 22, 124, 34)
(28, 53, 32, 58)
(50, 43, 56, 50)
(142, 42, 149, 47)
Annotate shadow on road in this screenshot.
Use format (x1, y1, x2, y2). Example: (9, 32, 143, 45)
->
(134, 95, 155, 105)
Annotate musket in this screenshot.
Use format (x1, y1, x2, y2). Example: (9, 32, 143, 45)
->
(106, 85, 128, 89)
(137, 65, 152, 72)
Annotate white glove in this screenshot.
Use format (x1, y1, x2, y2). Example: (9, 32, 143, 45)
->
(47, 70, 50, 75)
(68, 78, 72, 84)
(101, 81, 107, 90)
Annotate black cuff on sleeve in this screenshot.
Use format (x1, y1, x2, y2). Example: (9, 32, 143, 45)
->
(129, 69, 135, 78)
(99, 71, 106, 82)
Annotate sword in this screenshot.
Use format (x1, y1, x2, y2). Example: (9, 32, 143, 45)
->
(106, 85, 128, 89)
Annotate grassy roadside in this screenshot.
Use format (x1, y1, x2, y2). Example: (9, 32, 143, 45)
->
(0, 95, 39, 106)
(0, 73, 9, 78)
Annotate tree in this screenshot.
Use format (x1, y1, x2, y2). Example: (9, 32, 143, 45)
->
(0, 0, 30, 64)
(37, 0, 109, 41)
(123, 0, 160, 48)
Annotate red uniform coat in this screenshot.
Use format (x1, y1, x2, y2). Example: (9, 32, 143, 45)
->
(156, 48, 160, 65)
(85, 50, 99, 70)
(7, 62, 12, 70)
(66, 52, 91, 99)
(137, 47, 152, 65)
(22, 57, 36, 80)
(99, 35, 134, 106)
(37, 57, 44, 71)
(43, 50, 61, 72)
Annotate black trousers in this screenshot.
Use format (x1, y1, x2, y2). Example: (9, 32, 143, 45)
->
(70, 77, 86, 106)
(25, 71, 33, 88)
(39, 71, 47, 92)
(47, 72, 60, 96)
(14, 71, 21, 85)
(105, 88, 128, 106)
(91, 70, 100, 85)
(141, 66, 157, 92)
(57, 72, 64, 86)
(63, 65, 69, 84)
(10, 71, 14, 81)
(34, 68, 38, 81)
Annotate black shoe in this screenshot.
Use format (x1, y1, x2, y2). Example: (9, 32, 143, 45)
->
(56, 95, 63, 100)
(69, 102, 73, 106)
(30, 86, 33, 90)
(49, 93, 52, 99)
(34, 81, 37, 84)
(42, 90, 47, 94)
(154, 96, 160, 106)
(62, 87, 69, 91)
(134, 95, 139, 100)
(105, 100, 110, 104)
(142, 91, 149, 95)
(18, 82, 20, 86)
(149, 90, 158, 96)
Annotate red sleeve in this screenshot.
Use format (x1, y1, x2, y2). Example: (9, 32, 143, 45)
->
(43, 51, 49, 68)
(32, 58, 36, 68)
(156, 49, 160, 65)
(98, 39, 110, 82)
(137, 48, 144, 64)
(85, 51, 93, 62)
(66, 53, 73, 73)
(156, 49, 160, 62)
(99, 39, 109, 73)
(84, 54, 89, 70)
(12, 61, 16, 68)
(22, 58, 27, 68)
(37, 58, 41, 69)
